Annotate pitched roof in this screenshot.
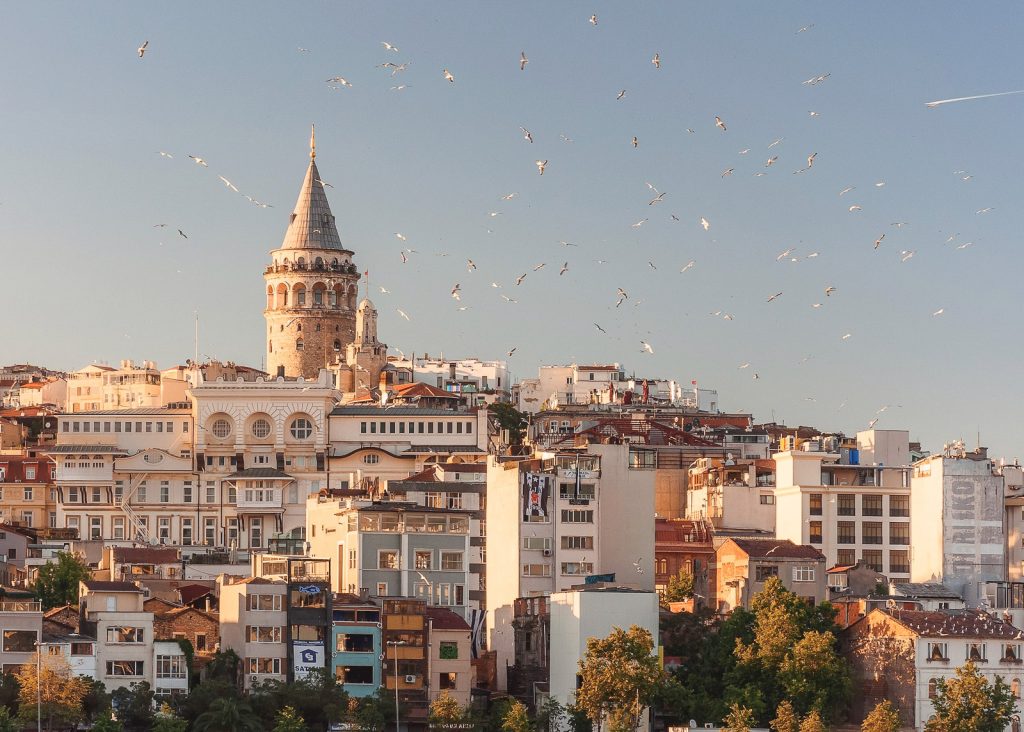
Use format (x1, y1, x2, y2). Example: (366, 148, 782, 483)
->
(225, 467, 292, 479)
(726, 538, 825, 560)
(425, 607, 471, 630)
(83, 581, 141, 593)
(112, 547, 179, 565)
(892, 582, 961, 599)
(392, 466, 440, 483)
(177, 583, 215, 605)
(279, 156, 348, 251)
(881, 608, 1024, 639)
(391, 382, 460, 399)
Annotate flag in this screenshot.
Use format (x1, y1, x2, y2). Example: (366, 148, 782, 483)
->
(691, 379, 697, 385)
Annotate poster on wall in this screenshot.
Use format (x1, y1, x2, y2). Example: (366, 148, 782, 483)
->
(522, 472, 551, 521)
(293, 642, 325, 679)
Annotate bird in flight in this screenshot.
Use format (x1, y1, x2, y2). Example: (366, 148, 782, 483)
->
(899, 250, 916, 262)
(839, 186, 855, 196)
(381, 41, 399, 52)
(158, 151, 173, 158)
(466, 259, 476, 272)
(722, 168, 734, 177)
(976, 207, 993, 214)
(177, 229, 188, 239)
(767, 292, 783, 303)
(632, 218, 647, 228)
(379, 286, 390, 294)
(926, 89, 1024, 108)
(632, 136, 638, 148)
(326, 76, 353, 87)
(768, 138, 785, 149)
(395, 232, 407, 241)
(188, 155, 208, 167)
(868, 418, 879, 428)
(520, 51, 529, 71)
(594, 323, 606, 333)
(874, 234, 885, 250)
(589, 14, 598, 25)
(649, 192, 666, 205)
(842, 333, 852, 340)
(501, 294, 518, 303)
(515, 273, 528, 286)
(507, 347, 517, 357)
(397, 309, 410, 321)
(825, 286, 836, 297)
(501, 192, 518, 200)
(218, 176, 238, 192)
(532, 263, 546, 271)
(700, 217, 710, 231)
(450, 284, 461, 300)
(535, 159, 547, 175)
(137, 40, 149, 58)
(443, 68, 455, 83)
(616, 89, 627, 100)
(559, 262, 569, 276)
(765, 156, 778, 167)
(806, 152, 817, 169)
(651, 53, 660, 69)
(715, 116, 727, 131)
(641, 341, 654, 354)
(776, 248, 794, 261)
(848, 205, 863, 212)
(802, 73, 830, 86)
(932, 308, 945, 316)
(797, 23, 815, 33)
(680, 260, 695, 273)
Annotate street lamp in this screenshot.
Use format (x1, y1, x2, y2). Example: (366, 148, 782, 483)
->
(33, 639, 40, 732)
(386, 640, 406, 732)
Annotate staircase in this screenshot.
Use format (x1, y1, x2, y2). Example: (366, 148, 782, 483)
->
(116, 472, 150, 542)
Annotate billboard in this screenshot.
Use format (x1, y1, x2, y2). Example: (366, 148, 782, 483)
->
(293, 641, 325, 679)
(522, 472, 551, 521)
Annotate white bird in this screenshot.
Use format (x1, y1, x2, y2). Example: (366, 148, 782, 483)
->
(649, 192, 666, 205)
(925, 89, 1024, 108)
(616, 89, 626, 100)
(533, 263, 546, 271)
(767, 292, 783, 303)
(797, 23, 815, 33)
(507, 347, 517, 357)
(443, 68, 455, 83)
(467, 259, 477, 272)
(560, 134, 574, 143)
(812, 303, 822, 309)
(641, 341, 654, 354)
(137, 40, 149, 58)
(632, 558, 644, 574)
(933, 308, 945, 316)
(632, 136, 638, 148)
(451, 284, 461, 300)
(839, 186, 855, 196)
(515, 273, 528, 286)
(806, 251, 819, 258)
(765, 156, 778, 167)
(806, 152, 817, 168)
(326, 76, 352, 87)
(559, 262, 569, 276)
(809, 111, 821, 117)
(868, 418, 879, 428)
(768, 138, 785, 149)
(722, 168, 734, 177)
(976, 207, 994, 214)
(738, 363, 750, 369)
(848, 205, 862, 212)
(900, 250, 916, 262)
(297, 47, 311, 53)
(802, 73, 830, 86)
(501, 295, 517, 303)
(379, 286, 390, 294)
(874, 234, 885, 250)
(158, 151, 173, 158)
(957, 241, 973, 250)
(397, 309, 410, 321)
(520, 51, 529, 71)
(825, 286, 836, 297)
(589, 14, 598, 25)
(875, 181, 886, 187)
(631, 218, 648, 228)
(558, 240, 576, 247)
(501, 192, 518, 200)
(535, 159, 547, 175)
(842, 333, 852, 340)
(700, 217, 710, 231)
(776, 248, 794, 261)
(491, 282, 502, 288)
(395, 232, 407, 241)
(715, 116, 727, 131)
(399, 251, 408, 264)
(617, 287, 628, 300)
(218, 176, 238, 192)
(738, 148, 751, 154)
(188, 155, 208, 167)
(680, 260, 695, 273)
(520, 126, 533, 143)
(381, 41, 399, 52)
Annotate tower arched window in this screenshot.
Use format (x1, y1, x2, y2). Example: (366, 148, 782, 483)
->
(314, 256, 324, 269)
(296, 339, 304, 352)
(334, 340, 341, 351)
(269, 341, 273, 352)
(315, 324, 321, 332)
(296, 324, 301, 332)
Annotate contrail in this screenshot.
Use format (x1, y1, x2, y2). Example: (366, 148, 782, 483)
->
(925, 89, 1024, 108)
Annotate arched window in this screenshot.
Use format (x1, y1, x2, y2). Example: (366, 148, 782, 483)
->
(333, 340, 341, 352)
(266, 286, 273, 309)
(276, 283, 288, 308)
(1014, 679, 1020, 699)
(314, 256, 324, 268)
(251, 419, 272, 439)
(211, 419, 232, 439)
(928, 678, 938, 699)
(290, 418, 313, 440)
(296, 324, 301, 332)
(315, 324, 321, 332)
(296, 339, 304, 352)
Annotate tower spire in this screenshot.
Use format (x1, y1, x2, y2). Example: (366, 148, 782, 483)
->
(310, 123, 316, 160)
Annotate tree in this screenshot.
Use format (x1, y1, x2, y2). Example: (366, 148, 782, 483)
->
(91, 713, 125, 732)
(771, 700, 800, 732)
(273, 705, 308, 732)
(32, 550, 91, 610)
(111, 681, 155, 731)
(193, 697, 263, 732)
(861, 700, 901, 732)
(797, 710, 825, 732)
(489, 402, 528, 445)
(924, 661, 1017, 732)
(502, 700, 532, 732)
(779, 630, 851, 719)
(430, 691, 466, 724)
(536, 696, 566, 732)
(82, 679, 112, 725)
(576, 625, 662, 732)
(153, 703, 189, 732)
(0, 707, 17, 732)
(14, 654, 90, 731)
(663, 568, 695, 603)
(348, 690, 396, 732)
(723, 703, 755, 732)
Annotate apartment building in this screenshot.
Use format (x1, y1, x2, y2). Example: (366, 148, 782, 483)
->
(331, 593, 381, 697)
(485, 443, 655, 689)
(218, 575, 288, 691)
(390, 355, 510, 406)
(425, 607, 473, 706)
(685, 456, 776, 533)
(715, 538, 827, 612)
(0, 452, 57, 530)
(66, 361, 188, 413)
(0, 599, 42, 674)
(381, 598, 428, 724)
(774, 430, 912, 581)
(78, 581, 157, 694)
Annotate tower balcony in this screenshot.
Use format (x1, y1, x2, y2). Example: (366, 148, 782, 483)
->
(265, 262, 358, 275)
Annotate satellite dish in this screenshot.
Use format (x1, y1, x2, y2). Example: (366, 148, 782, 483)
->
(689, 721, 697, 729)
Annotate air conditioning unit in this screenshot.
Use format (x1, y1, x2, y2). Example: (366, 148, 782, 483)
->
(542, 549, 552, 557)
(404, 674, 416, 684)
(250, 675, 259, 683)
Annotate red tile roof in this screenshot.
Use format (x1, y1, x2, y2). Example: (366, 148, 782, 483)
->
(425, 607, 471, 630)
(392, 382, 460, 399)
(177, 583, 214, 605)
(881, 609, 1024, 639)
(83, 581, 141, 593)
(727, 538, 825, 560)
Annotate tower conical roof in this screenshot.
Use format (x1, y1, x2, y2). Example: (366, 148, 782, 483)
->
(279, 157, 346, 251)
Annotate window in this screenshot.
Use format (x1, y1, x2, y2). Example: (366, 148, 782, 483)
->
(107, 661, 144, 677)
(561, 562, 593, 575)
(441, 552, 463, 570)
(206, 483, 216, 503)
(349, 550, 356, 569)
(1013, 678, 1021, 699)
(248, 658, 281, 675)
(71, 642, 93, 656)
(337, 634, 374, 652)
(836, 549, 855, 566)
(156, 655, 187, 679)
(439, 641, 459, 660)
(376, 582, 388, 596)
(809, 493, 822, 516)
(211, 419, 231, 439)
(862, 522, 883, 544)
(446, 493, 462, 510)
(522, 564, 551, 577)
(561, 509, 594, 523)
(439, 672, 457, 689)
(290, 418, 313, 440)
(181, 518, 193, 545)
(837, 521, 856, 544)
(204, 518, 216, 546)
(928, 677, 939, 698)
(247, 626, 282, 643)
(25, 467, 36, 481)
(363, 454, 379, 465)
(90, 517, 102, 540)
(862, 549, 882, 573)
(522, 537, 551, 551)
(378, 551, 399, 569)
(837, 494, 856, 516)
(760, 494, 775, 505)
(809, 521, 822, 544)
(2, 630, 37, 652)
(792, 566, 816, 582)
(247, 594, 283, 611)
(69, 486, 79, 503)
(889, 522, 910, 545)
(415, 551, 432, 570)
(561, 536, 594, 550)
(755, 565, 779, 582)
(106, 627, 144, 644)
(862, 494, 882, 516)
(967, 643, 987, 662)
(296, 339, 304, 351)
(1004, 644, 1021, 662)
(158, 517, 170, 540)
(889, 550, 910, 574)
(927, 642, 948, 661)
(183, 483, 193, 503)
(337, 665, 374, 684)
(252, 419, 272, 439)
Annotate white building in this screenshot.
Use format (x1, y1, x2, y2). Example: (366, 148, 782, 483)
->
(79, 580, 156, 694)
(548, 586, 659, 725)
(66, 361, 188, 413)
(485, 443, 655, 689)
(774, 430, 912, 580)
(515, 364, 624, 413)
(911, 443, 1006, 605)
(391, 355, 510, 404)
(1001, 464, 1024, 582)
(218, 575, 289, 692)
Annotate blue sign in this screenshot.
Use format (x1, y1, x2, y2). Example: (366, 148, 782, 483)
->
(298, 585, 322, 594)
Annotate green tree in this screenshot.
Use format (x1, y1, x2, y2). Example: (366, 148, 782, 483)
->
(663, 568, 695, 603)
(112, 681, 155, 731)
(273, 705, 308, 732)
(723, 703, 755, 732)
(350, 690, 396, 732)
(32, 551, 91, 610)
(82, 679, 111, 724)
(861, 700, 901, 732)
(430, 691, 466, 724)
(193, 697, 263, 732)
(91, 713, 125, 732)
(14, 654, 90, 731)
(779, 630, 851, 718)
(152, 703, 189, 732)
(489, 402, 528, 445)
(0, 706, 17, 732)
(502, 699, 532, 732)
(771, 700, 800, 732)
(797, 710, 825, 732)
(576, 625, 661, 732)
(536, 696, 566, 732)
(924, 661, 1016, 732)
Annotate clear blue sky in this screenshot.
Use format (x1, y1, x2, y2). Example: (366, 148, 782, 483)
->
(2, 3, 1022, 458)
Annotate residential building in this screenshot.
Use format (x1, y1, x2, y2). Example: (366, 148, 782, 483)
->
(774, 430, 913, 581)
(218, 575, 288, 691)
(100, 546, 181, 581)
(381, 598, 428, 724)
(391, 355, 510, 406)
(0, 453, 57, 531)
(485, 443, 655, 689)
(654, 518, 715, 605)
(547, 586, 659, 724)
(715, 538, 826, 612)
(890, 583, 965, 612)
(331, 593, 381, 697)
(1001, 463, 1024, 582)
(306, 497, 473, 617)
(843, 608, 1024, 729)
(0, 525, 34, 569)
(66, 361, 186, 413)
(41, 631, 96, 679)
(686, 456, 776, 533)
(285, 556, 332, 681)
(152, 603, 219, 657)
(911, 443, 1006, 605)
(515, 364, 624, 413)
(152, 639, 190, 700)
(0, 599, 43, 674)
(506, 595, 550, 711)
(16, 377, 67, 410)
(425, 607, 473, 706)
(78, 580, 155, 694)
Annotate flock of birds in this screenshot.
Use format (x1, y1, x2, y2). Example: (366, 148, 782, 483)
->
(131, 19, 1014, 432)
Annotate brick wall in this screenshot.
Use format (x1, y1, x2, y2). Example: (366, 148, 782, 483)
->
(154, 607, 220, 654)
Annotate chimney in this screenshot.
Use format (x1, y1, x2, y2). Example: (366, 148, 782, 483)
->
(378, 370, 388, 393)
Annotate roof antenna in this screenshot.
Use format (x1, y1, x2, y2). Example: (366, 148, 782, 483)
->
(310, 123, 316, 160)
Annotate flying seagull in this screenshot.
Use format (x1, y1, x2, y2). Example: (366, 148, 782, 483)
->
(520, 51, 528, 71)
(651, 53, 660, 69)
(381, 41, 399, 52)
(188, 155, 208, 167)
(535, 159, 547, 175)
(715, 116, 726, 131)
(443, 68, 455, 83)
(641, 341, 654, 354)
(926, 89, 1024, 108)
(137, 40, 149, 58)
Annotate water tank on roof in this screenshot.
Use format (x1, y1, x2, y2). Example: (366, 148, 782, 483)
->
(850, 448, 859, 465)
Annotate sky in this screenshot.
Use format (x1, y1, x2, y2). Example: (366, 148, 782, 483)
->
(2, 3, 1022, 458)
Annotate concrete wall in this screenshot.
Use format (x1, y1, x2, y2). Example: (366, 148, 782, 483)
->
(590, 444, 655, 590)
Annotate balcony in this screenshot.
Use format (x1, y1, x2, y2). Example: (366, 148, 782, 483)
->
(237, 489, 283, 511)
(0, 601, 41, 612)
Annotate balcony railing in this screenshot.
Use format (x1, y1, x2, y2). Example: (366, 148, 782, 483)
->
(0, 601, 41, 612)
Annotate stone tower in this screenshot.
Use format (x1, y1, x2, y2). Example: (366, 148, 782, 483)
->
(337, 299, 388, 393)
(265, 128, 360, 379)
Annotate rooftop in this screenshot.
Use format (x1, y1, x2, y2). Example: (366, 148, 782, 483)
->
(425, 607, 471, 630)
(892, 582, 961, 599)
(225, 468, 293, 479)
(881, 609, 1024, 640)
(331, 406, 470, 416)
(83, 581, 141, 593)
(111, 547, 180, 565)
(61, 407, 191, 416)
(726, 538, 825, 560)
